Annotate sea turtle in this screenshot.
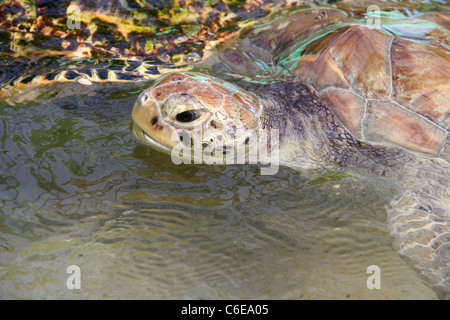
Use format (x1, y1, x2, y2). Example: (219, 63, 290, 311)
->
(1, 1, 448, 299)
(131, 8, 450, 298)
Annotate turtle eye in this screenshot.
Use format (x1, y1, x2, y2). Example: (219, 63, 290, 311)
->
(175, 110, 200, 123)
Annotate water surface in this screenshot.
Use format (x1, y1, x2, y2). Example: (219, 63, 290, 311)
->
(1, 0, 449, 299)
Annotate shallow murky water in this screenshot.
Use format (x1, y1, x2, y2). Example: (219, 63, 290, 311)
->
(1, 0, 449, 299)
(0, 83, 437, 299)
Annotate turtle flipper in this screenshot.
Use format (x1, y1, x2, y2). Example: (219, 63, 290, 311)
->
(388, 192, 450, 299)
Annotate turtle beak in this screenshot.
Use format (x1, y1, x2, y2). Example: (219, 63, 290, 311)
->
(131, 90, 178, 154)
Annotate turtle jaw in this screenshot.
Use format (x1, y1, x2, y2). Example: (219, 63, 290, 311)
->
(131, 124, 174, 154)
(131, 91, 177, 154)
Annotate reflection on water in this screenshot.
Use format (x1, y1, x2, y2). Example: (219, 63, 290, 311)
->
(1, 0, 448, 299)
(0, 87, 436, 298)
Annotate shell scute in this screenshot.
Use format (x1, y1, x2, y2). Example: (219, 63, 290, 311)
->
(320, 88, 365, 139)
(364, 101, 447, 156)
(293, 26, 393, 98)
(391, 39, 450, 129)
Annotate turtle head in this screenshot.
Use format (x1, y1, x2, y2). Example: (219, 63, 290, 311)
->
(132, 72, 263, 159)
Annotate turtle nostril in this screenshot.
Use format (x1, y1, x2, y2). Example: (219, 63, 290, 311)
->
(141, 92, 149, 103)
